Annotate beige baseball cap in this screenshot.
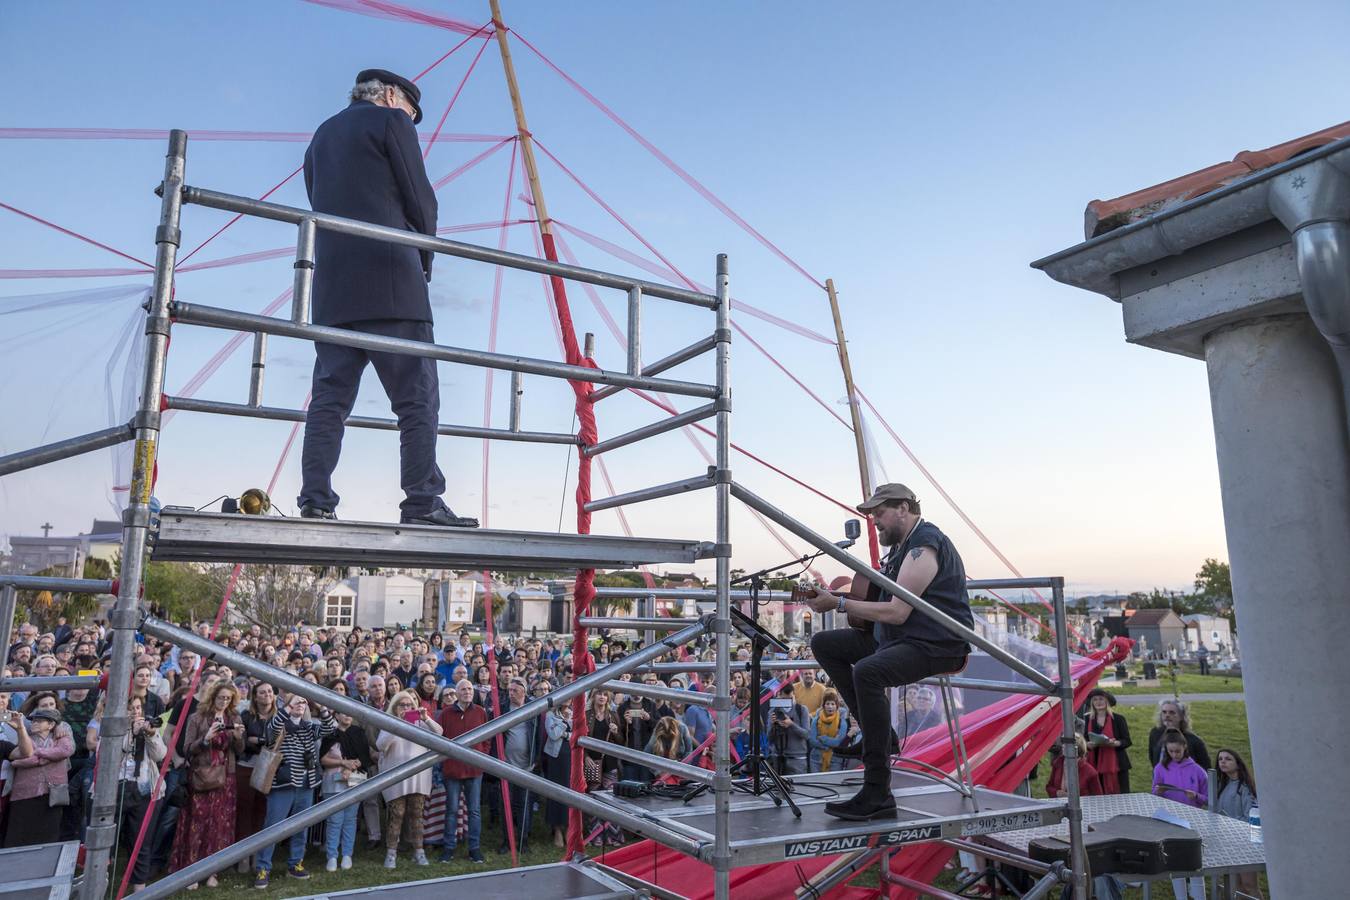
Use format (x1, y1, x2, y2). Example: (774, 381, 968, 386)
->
(857, 483, 918, 514)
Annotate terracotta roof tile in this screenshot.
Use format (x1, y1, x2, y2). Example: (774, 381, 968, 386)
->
(1084, 120, 1350, 238)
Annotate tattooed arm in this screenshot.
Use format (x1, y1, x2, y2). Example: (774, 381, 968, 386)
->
(824, 546, 939, 626)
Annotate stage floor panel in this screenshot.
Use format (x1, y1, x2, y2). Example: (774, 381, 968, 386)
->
(0, 841, 79, 899)
(591, 768, 1066, 866)
(153, 509, 707, 571)
(291, 861, 635, 899)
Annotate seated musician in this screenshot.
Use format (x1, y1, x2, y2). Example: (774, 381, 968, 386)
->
(804, 483, 973, 821)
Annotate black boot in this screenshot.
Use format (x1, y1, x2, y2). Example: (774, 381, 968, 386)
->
(824, 783, 896, 821)
(833, 728, 900, 758)
(300, 504, 337, 520)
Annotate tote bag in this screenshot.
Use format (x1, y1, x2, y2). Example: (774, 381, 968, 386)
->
(249, 730, 287, 795)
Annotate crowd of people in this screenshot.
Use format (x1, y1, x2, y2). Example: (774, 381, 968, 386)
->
(1, 618, 1259, 896)
(0, 617, 876, 891)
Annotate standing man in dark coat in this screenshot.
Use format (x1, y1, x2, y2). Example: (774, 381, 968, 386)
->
(298, 69, 477, 528)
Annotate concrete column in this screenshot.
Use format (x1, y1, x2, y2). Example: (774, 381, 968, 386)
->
(1203, 313, 1350, 900)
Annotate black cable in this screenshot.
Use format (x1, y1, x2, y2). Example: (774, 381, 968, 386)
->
(555, 410, 578, 533)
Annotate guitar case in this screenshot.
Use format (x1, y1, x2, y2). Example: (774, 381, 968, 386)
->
(1028, 814, 1203, 876)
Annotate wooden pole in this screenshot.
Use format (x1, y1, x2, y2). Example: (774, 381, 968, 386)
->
(489, 0, 553, 237)
(486, 2, 596, 865)
(826, 277, 881, 566)
(827, 277, 873, 499)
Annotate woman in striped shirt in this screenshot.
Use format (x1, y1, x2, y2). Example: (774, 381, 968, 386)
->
(252, 694, 334, 889)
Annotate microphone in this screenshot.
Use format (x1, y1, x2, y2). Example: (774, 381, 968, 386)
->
(835, 517, 862, 549)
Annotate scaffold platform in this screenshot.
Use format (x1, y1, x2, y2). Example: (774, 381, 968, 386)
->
(291, 861, 637, 899)
(593, 768, 1066, 866)
(0, 841, 79, 898)
(152, 509, 708, 571)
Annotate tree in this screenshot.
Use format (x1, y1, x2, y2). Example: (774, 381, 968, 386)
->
(1194, 559, 1232, 601)
(140, 560, 223, 623)
(586, 573, 638, 617)
(223, 564, 329, 633)
(14, 558, 114, 631)
(1127, 590, 1169, 610)
(1193, 558, 1236, 630)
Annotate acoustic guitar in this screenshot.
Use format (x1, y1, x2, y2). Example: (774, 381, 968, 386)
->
(792, 571, 886, 631)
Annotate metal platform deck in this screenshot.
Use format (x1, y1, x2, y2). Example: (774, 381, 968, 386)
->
(153, 509, 708, 571)
(0, 841, 79, 898)
(592, 768, 1066, 866)
(290, 861, 637, 899)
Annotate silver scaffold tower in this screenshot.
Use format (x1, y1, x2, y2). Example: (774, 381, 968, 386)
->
(0, 130, 1088, 900)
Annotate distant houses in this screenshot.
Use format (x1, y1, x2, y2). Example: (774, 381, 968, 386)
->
(4, 519, 122, 576)
(1120, 608, 1187, 658)
(1181, 613, 1232, 653)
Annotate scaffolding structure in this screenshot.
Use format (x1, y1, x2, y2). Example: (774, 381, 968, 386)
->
(0, 132, 1088, 900)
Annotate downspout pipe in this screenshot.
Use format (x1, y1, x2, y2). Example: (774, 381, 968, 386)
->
(1269, 158, 1350, 436)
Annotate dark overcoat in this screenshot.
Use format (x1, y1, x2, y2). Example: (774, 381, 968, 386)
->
(303, 99, 438, 326)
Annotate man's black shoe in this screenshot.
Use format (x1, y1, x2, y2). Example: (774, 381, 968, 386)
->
(824, 787, 897, 822)
(833, 737, 863, 758)
(300, 505, 337, 520)
(401, 508, 479, 528)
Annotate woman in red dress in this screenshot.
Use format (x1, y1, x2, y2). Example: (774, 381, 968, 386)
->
(1081, 688, 1132, 793)
(1046, 732, 1103, 798)
(170, 681, 245, 889)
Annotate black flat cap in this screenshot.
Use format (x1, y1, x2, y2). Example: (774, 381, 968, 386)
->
(356, 68, 423, 125)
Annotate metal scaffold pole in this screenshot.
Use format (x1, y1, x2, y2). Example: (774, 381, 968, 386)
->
(1052, 578, 1090, 897)
(80, 129, 186, 900)
(712, 253, 733, 900)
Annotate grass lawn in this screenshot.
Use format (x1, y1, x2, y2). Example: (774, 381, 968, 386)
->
(133, 811, 577, 899)
(1101, 670, 1244, 696)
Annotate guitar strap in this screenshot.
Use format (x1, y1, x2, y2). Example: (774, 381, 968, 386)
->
(881, 517, 923, 580)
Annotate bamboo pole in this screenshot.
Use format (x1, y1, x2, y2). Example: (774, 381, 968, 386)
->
(489, 0, 553, 236)
(827, 277, 871, 499)
(487, 2, 599, 866)
(826, 277, 881, 566)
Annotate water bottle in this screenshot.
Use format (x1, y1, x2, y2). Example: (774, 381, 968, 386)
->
(1248, 804, 1261, 843)
(146, 496, 163, 552)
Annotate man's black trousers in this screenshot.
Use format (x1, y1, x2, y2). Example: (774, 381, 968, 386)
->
(299, 319, 447, 517)
(810, 628, 965, 788)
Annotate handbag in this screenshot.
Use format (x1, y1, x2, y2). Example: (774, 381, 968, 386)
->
(249, 729, 287, 795)
(583, 755, 601, 790)
(47, 783, 70, 807)
(190, 762, 228, 793)
(165, 776, 189, 808)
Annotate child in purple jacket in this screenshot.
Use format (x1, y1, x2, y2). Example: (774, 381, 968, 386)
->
(1151, 728, 1208, 808)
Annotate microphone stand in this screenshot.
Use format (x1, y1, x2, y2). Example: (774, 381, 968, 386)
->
(684, 552, 826, 818)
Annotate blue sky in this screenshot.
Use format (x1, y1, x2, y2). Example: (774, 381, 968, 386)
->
(3, 1, 1348, 594)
